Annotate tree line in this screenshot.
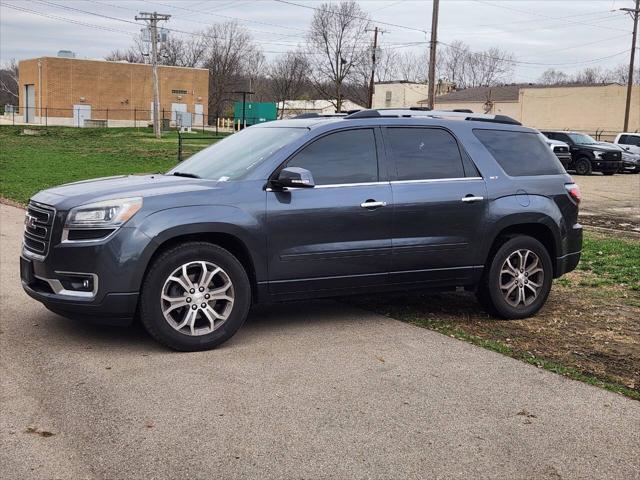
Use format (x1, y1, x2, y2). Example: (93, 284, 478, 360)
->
(2, 0, 637, 115)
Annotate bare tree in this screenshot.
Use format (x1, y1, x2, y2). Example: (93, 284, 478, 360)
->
(537, 68, 571, 85)
(0, 58, 19, 105)
(307, 1, 371, 111)
(436, 41, 514, 88)
(608, 63, 640, 85)
(202, 22, 262, 117)
(269, 51, 310, 118)
(107, 35, 206, 67)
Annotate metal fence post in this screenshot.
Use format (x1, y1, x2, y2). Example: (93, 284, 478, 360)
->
(177, 132, 182, 163)
(12, 108, 15, 125)
(134, 108, 137, 128)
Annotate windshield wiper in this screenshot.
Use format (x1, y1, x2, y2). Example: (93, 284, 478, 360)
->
(171, 171, 201, 179)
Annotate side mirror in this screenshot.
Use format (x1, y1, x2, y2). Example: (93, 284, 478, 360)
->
(272, 167, 315, 189)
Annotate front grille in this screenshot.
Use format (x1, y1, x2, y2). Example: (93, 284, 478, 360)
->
(603, 151, 622, 162)
(24, 202, 55, 257)
(553, 146, 569, 153)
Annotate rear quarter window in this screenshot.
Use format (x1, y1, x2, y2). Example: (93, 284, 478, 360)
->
(473, 129, 565, 176)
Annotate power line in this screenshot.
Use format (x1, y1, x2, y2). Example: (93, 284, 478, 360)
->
(473, 0, 631, 32)
(272, 0, 429, 34)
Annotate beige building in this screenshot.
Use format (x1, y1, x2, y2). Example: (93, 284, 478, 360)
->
(427, 83, 639, 139)
(17, 56, 209, 126)
(372, 81, 455, 109)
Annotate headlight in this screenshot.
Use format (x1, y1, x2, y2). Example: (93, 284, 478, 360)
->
(593, 151, 604, 159)
(65, 197, 143, 229)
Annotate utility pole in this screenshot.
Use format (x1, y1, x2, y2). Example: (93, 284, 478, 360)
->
(427, 0, 440, 110)
(136, 11, 170, 139)
(621, 0, 639, 132)
(367, 26, 380, 109)
(232, 90, 255, 130)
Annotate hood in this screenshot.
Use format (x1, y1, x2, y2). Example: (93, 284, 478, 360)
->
(596, 141, 624, 151)
(577, 142, 622, 152)
(545, 138, 569, 147)
(31, 174, 222, 210)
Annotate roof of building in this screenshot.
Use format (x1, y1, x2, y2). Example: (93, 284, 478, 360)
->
(374, 80, 429, 85)
(19, 56, 209, 71)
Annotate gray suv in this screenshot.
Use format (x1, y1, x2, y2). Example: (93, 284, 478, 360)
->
(21, 109, 583, 351)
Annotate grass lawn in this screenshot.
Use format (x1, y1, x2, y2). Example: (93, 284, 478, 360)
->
(346, 231, 640, 400)
(0, 126, 223, 204)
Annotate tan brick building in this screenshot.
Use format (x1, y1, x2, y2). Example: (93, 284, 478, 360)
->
(18, 56, 209, 126)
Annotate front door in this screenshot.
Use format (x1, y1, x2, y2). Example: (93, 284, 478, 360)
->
(24, 84, 35, 123)
(171, 103, 187, 123)
(73, 104, 91, 127)
(194, 103, 204, 126)
(266, 128, 392, 295)
(383, 127, 487, 285)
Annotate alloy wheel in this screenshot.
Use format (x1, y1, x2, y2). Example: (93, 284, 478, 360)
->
(161, 261, 234, 336)
(499, 249, 544, 308)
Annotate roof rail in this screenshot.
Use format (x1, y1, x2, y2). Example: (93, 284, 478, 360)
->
(344, 108, 521, 125)
(292, 112, 348, 119)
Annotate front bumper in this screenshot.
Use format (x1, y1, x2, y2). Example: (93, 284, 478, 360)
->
(592, 160, 621, 173)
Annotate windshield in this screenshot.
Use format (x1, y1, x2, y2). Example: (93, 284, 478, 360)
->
(567, 133, 597, 145)
(168, 127, 307, 181)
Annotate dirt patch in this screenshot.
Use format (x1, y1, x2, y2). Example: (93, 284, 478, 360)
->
(345, 271, 640, 396)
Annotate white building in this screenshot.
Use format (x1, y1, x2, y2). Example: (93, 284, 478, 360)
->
(279, 99, 365, 118)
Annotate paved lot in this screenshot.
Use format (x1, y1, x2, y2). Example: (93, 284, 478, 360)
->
(576, 173, 640, 229)
(1, 203, 639, 480)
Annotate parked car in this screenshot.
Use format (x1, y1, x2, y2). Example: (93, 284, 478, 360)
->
(21, 110, 583, 351)
(541, 131, 622, 175)
(614, 132, 640, 156)
(597, 141, 640, 174)
(542, 136, 572, 169)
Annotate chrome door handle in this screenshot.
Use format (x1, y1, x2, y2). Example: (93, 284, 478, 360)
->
(461, 196, 484, 203)
(360, 200, 387, 209)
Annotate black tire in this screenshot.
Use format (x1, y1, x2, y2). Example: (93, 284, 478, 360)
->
(477, 236, 553, 320)
(140, 242, 251, 351)
(574, 157, 592, 175)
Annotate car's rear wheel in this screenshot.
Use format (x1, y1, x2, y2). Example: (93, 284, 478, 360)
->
(574, 157, 592, 175)
(140, 242, 251, 351)
(477, 236, 553, 319)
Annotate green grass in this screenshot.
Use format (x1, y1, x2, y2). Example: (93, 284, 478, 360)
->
(0, 126, 223, 204)
(577, 232, 640, 290)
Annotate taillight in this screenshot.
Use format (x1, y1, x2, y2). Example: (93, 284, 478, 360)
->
(565, 182, 581, 204)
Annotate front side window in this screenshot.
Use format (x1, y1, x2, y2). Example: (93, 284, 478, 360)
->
(474, 129, 565, 176)
(620, 135, 640, 147)
(386, 127, 465, 180)
(286, 129, 378, 185)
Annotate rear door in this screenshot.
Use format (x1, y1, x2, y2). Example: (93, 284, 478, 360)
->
(383, 127, 487, 285)
(266, 128, 392, 295)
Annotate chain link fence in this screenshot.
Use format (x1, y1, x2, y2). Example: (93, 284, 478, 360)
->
(0, 105, 269, 133)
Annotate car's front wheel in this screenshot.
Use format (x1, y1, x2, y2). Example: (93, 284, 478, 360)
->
(478, 236, 553, 319)
(140, 242, 251, 351)
(574, 157, 592, 175)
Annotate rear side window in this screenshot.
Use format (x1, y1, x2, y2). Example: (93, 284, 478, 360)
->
(473, 129, 565, 176)
(286, 129, 378, 185)
(386, 128, 465, 180)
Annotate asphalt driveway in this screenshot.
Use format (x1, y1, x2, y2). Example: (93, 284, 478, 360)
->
(1, 203, 639, 480)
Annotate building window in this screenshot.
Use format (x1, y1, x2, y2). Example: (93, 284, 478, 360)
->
(171, 89, 188, 95)
(385, 91, 392, 107)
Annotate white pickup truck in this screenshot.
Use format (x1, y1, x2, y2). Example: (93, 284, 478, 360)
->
(614, 133, 640, 155)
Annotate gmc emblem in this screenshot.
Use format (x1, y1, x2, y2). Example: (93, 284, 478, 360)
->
(25, 213, 38, 230)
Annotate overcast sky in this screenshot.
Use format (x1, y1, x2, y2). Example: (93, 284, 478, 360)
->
(0, 0, 635, 82)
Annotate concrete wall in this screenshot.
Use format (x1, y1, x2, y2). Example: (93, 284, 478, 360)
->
(434, 84, 639, 138)
(519, 84, 639, 134)
(18, 57, 209, 123)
